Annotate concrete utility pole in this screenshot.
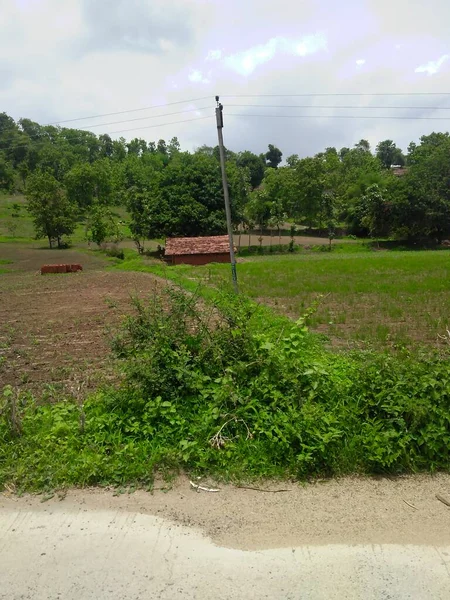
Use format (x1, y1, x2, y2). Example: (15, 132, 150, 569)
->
(215, 96, 238, 293)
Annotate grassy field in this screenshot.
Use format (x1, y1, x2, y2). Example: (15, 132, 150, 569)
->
(2, 198, 450, 489)
(2, 187, 449, 356)
(151, 250, 450, 350)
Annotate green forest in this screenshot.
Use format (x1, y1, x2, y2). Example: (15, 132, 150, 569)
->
(1, 111, 450, 247)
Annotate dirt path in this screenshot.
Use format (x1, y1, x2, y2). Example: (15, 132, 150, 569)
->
(2, 474, 450, 550)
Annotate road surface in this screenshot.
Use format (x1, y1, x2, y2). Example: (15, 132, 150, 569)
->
(1, 476, 450, 599)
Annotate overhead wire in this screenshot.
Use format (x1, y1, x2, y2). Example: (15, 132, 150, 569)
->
(2, 90, 450, 153)
(222, 92, 450, 97)
(106, 115, 213, 135)
(77, 107, 211, 130)
(226, 104, 450, 110)
(40, 92, 450, 127)
(227, 113, 450, 120)
(46, 96, 212, 125)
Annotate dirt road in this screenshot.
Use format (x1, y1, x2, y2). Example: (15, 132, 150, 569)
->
(1, 475, 450, 599)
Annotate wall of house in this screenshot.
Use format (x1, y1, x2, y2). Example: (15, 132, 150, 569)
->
(171, 253, 231, 266)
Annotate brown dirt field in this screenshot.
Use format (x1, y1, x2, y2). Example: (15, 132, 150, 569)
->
(0, 269, 164, 399)
(0, 242, 109, 273)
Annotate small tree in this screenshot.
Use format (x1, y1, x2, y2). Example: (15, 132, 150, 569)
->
(360, 184, 391, 246)
(26, 172, 77, 248)
(265, 144, 283, 168)
(86, 205, 120, 247)
(0, 156, 14, 191)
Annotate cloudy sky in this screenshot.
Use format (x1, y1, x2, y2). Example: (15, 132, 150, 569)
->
(1, 0, 450, 158)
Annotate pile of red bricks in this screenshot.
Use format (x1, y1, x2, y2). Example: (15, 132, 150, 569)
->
(40, 264, 83, 275)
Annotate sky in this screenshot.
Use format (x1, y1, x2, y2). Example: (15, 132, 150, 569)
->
(1, 0, 450, 158)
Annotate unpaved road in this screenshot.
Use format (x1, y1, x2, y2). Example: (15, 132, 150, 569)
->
(1, 475, 450, 599)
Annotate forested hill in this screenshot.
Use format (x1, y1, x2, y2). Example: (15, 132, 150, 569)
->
(1, 111, 450, 247)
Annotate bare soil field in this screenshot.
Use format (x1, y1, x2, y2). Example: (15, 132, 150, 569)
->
(0, 261, 163, 398)
(0, 242, 109, 273)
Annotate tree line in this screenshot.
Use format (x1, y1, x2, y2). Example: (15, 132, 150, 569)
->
(1, 110, 450, 248)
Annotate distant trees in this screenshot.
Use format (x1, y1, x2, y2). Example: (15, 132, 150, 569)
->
(65, 159, 114, 209)
(127, 152, 249, 240)
(26, 172, 77, 248)
(265, 144, 283, 168)
(236, 151, 265, 188)
(376, 140, 406, 169)
(2, 109, 450, 246)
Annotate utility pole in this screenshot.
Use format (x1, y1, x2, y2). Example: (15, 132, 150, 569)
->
(215, 95, 238, 293)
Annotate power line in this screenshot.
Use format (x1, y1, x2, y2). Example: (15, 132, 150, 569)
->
(78, 107, 211, 130)
(227, 104, 450, 110)
(222, 92, 450, 98)
(46, 96, 211, 125)
(43, 92, 450, 126)
(106, 115, 213, 135)
(227, 113, 450, 121)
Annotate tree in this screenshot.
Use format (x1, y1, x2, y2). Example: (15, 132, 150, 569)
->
(354, 139, 371, 153)
(99, 134, 114, 158)
(26, 172, 77, 248)
(127, 152, 248, 240)
(291, 157, 325, 227)
(127, 138, 147, 156)
(395, 133, 450, 240)
(236, 151, 265, 188)
(265, 144, 283, 168)
(168, 137, 181, 157)
(358, 184, 391, 243)
(376, 140, 405, 169)
(86, 205, 121, 246)
(245, 189, 272, 240)
(316, 190, 337, 244)
(286, 154, 300, 167)
(157, 139, 167, 155)
(65, 159, 113, 209)
(0, 155, 14, 191)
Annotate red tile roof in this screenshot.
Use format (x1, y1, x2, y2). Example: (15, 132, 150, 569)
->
(392, 167, 408, 177)
(165, 235, 231, 256)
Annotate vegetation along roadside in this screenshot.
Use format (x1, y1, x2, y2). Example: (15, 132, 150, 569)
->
(1, 284, 449, 492)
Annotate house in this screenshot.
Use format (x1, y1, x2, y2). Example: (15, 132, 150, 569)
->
(391, 166, 408, 177)
(165, 235, 233, 266)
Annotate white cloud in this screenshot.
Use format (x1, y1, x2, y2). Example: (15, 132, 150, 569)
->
(2, 0, 450, 159)
(295, 34, 327, 57)
(206, 49, 222, 61)
(415, 54, 449, 75)
(188, 69, 210, 84)
(224, 33, 326, 75)
(356, 59, 366, 66)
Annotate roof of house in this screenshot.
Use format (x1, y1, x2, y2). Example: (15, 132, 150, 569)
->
(392, 167, 408, 177)
(165, 235, 231, 256)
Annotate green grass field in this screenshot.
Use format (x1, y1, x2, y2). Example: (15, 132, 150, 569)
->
(144, 250, 450, 350)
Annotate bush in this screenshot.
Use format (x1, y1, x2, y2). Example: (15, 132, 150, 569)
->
(104, 245, 125, 260)
(1, 287, 449, 491)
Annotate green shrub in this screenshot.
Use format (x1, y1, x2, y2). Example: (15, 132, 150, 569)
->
(104, 245, 124, 260)
(1, 287, 449, 491)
